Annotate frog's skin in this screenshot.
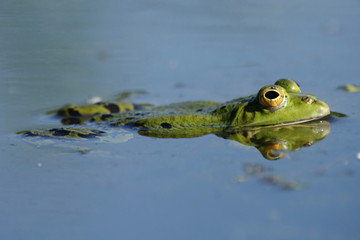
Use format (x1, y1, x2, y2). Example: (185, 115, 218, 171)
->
(20, 79, 330, 136)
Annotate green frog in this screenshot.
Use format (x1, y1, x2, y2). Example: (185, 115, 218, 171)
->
(20, 79, 330, 136)
(18, 79, 331, 159)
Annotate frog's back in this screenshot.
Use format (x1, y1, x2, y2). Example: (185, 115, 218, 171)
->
(105, 100, 224, 128)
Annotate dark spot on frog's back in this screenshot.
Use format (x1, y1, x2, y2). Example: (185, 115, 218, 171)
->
(160, 122, 172, 129)
(50, 128, 71, 136)
(104, 103, 120, 113)
(68, 108, 81, 117)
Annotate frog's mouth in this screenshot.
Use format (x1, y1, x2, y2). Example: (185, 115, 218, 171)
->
(240, 112, 331, 130)
(262, 116, 328, 127)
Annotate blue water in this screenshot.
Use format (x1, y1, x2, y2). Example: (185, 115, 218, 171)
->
(1, 0, 360, 239)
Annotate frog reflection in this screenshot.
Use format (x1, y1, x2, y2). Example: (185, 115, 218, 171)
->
(139, 120, 330, 160)
(220, 120, 330, 160)
(20, 120, 330, 160)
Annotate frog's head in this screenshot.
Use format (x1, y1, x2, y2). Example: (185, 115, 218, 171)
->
(240, 79, 330, 127)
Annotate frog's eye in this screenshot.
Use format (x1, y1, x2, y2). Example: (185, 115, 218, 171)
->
(260, 86, 285, 108)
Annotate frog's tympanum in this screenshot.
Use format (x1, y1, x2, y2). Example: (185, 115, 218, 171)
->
(19, 79, 331, 159)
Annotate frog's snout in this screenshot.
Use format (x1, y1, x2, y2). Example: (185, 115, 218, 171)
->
(314, 98, 330, 118)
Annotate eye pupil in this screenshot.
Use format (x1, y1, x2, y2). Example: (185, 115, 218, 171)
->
(265, 90, 279, 99)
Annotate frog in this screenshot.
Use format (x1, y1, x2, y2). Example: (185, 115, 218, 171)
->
(19, 79, 330, 139)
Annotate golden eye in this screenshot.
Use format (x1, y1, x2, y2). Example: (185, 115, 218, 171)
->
(260, 86, 285, 107)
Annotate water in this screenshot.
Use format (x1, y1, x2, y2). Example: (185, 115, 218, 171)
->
(1, 0, 360, 239)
